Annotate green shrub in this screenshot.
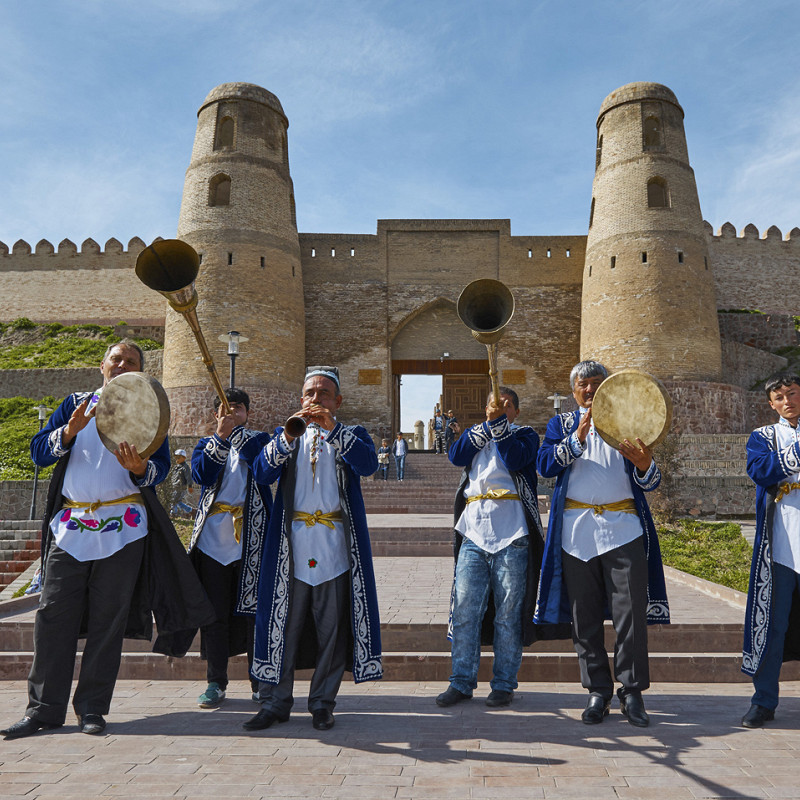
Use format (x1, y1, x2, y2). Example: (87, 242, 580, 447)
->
(658, 519, 751, 593)
(0, 396, 61, 480)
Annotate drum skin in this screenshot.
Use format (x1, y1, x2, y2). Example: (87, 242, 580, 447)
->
(95, 373, 171, 459)
(591, 369, 672, 450)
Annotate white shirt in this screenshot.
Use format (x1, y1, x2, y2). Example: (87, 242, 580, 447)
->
(561, 409, 644, 562)
(455, 426, 527, 554)
(772, 418, 800, 573)
(290, 424, 350, 586)
(51, 417, 148, 561)
(197, 443, 247, 566)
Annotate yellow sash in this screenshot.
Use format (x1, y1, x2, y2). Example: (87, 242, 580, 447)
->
(564, 498, 637, 516)
(209, 502, 244, 543)
(293, 510, 343, 529)
(62, 493, 144, 514)
(776, 482, 800, 503)
(465, 488, 520, 504)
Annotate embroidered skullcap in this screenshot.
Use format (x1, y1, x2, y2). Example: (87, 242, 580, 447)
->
(305, 365, 340, 391)
(174, 449, 187, 457)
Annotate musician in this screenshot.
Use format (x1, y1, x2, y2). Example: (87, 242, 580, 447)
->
(187, 388, 273, 709)
(437, 388, 564, 708)
(535, 360, 669, 728)
(1, 340, 213, 741)
(741, 374, 800, 728)
(392, 432, 408, 482)
(243, 366, 382, 732)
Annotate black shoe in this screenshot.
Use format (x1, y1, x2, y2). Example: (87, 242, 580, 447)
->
(617, 688, 650, 727)
(581, 693, 611, 724)
(1, 716, 61, 740)
(485, 690, 514, 708)
(312, 708, 335, 731)
(78, 714, 106, 735)
(242, 708, 290, 731)
(741, 703, 775, 729)
(435, 686, 472, 707)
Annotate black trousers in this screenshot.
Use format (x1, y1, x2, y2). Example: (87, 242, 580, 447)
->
(257, 572, 349, 715)
(561, 537, 650, 698)
(195, 549, 255, 691)
(27, 537, 146, 724)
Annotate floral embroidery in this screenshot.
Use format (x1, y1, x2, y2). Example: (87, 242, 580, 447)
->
(61, 506, 141, 533)
(308, 558, 317, 568)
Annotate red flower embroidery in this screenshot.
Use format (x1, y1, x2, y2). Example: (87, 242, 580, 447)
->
(308, 558, 317, 568)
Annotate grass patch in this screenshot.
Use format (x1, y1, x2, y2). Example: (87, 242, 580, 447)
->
(657, 519, 751, 593)
(0, 396, 62, 480)
(0, 319, 161, 369)
(171, 518, 194, 549)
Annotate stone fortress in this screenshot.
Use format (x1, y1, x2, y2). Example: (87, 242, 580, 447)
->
(1, 81, 799, 463)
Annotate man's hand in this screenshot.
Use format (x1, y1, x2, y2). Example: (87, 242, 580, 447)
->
(576, 407, 592, 444)
(486, 396, 512, 422)
(215, 409, 236, 441)
(299, 403, 337, 432)
(115, 441, 147, 478)
(619, 437, 654, 473)
(62, 397, 94, 445)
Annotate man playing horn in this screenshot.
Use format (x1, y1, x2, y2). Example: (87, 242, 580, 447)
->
(741, 374, 800, 728)
(2, 340, 213, 741)
(535, 360, 669, 727)
(187, 388, 273, 709)
(244, 367, 382, 732)
(436, 387, 566, 709)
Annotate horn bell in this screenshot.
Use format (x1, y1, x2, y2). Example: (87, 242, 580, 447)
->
(457, 279, 515, 345)
(135, 239, 200, 313)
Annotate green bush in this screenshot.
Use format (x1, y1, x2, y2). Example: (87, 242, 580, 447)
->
(0, 396, 61, 480)
(658, 519, 752, 593)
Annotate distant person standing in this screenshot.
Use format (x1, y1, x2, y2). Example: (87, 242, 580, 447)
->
(445, 410, 459, 450)
(170, 449, 194, 518)
(433, 410, 446, 454)
(392, 432, 408, 482)
(377, 439, 390, 481)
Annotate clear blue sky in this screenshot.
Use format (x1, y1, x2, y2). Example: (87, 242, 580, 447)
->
(3, 0, 799, 427)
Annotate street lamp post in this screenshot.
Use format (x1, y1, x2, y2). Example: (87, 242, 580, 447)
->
(29, 404, 51, 520)
(217, 331, 249, 389)
(547, 392, 565, 413)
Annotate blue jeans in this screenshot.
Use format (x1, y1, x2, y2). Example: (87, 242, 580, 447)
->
(752, 561, 800, 710)
(394, 455, 406, 480)
(449, 535, 528, 694)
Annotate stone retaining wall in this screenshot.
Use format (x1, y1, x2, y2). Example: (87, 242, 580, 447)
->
(717, 312, 798, 350)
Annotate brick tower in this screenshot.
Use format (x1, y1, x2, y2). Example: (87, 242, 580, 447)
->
(163, 82, 305, 434)
(581, 82, 722, 382)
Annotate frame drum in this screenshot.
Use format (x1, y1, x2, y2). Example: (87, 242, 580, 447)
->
(591, 369, 672, 450)
(95, 373, 171, 460)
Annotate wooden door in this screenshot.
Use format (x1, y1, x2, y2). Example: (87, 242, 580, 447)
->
(443, 374, 491, 432)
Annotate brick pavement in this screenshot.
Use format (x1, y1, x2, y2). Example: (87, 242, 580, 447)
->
(1, 679, 800, 798)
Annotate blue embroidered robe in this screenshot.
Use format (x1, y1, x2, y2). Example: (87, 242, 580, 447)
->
(249, 422, 383, 685)
(534, 410, 670, 626)
(448, 417, 572, 646)
(31, 392, 215, 650)
(742, 424, 800, 675)
(191, 426, 273, 617)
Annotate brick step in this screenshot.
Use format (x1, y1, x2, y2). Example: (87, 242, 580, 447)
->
(0, 549, 38, 562)
(0, 618, 747, 655)
(366, 504, 454, 514)
(1, 650, 791, 683)
(0, 562, 30, 574)
(0, 530, 41, 542)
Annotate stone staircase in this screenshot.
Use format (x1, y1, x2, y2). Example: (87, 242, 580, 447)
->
(0, 521, 40, 591)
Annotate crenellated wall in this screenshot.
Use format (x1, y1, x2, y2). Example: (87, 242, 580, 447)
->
(0, 236, 166, 325)
(705, 221, 800, 315)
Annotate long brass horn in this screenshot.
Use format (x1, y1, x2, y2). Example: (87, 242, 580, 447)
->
(457, 279, 515, 405)
(135, 239, 231, 414)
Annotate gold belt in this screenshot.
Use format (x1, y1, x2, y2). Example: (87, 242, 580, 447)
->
(465, 489, 520, 504)
(564, 498, 637, 516)
(776, 482, 800, 503)
(62, 493, 143, 514)
(209, 502, 244, 543)
(293, 510, 343, 529)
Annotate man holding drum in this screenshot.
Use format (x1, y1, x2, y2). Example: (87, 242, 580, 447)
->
(2, 340, 212, 740)
(536, 360, 669, 727)
(741, 374, 800, 728)
(244, 366, 382, 732)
